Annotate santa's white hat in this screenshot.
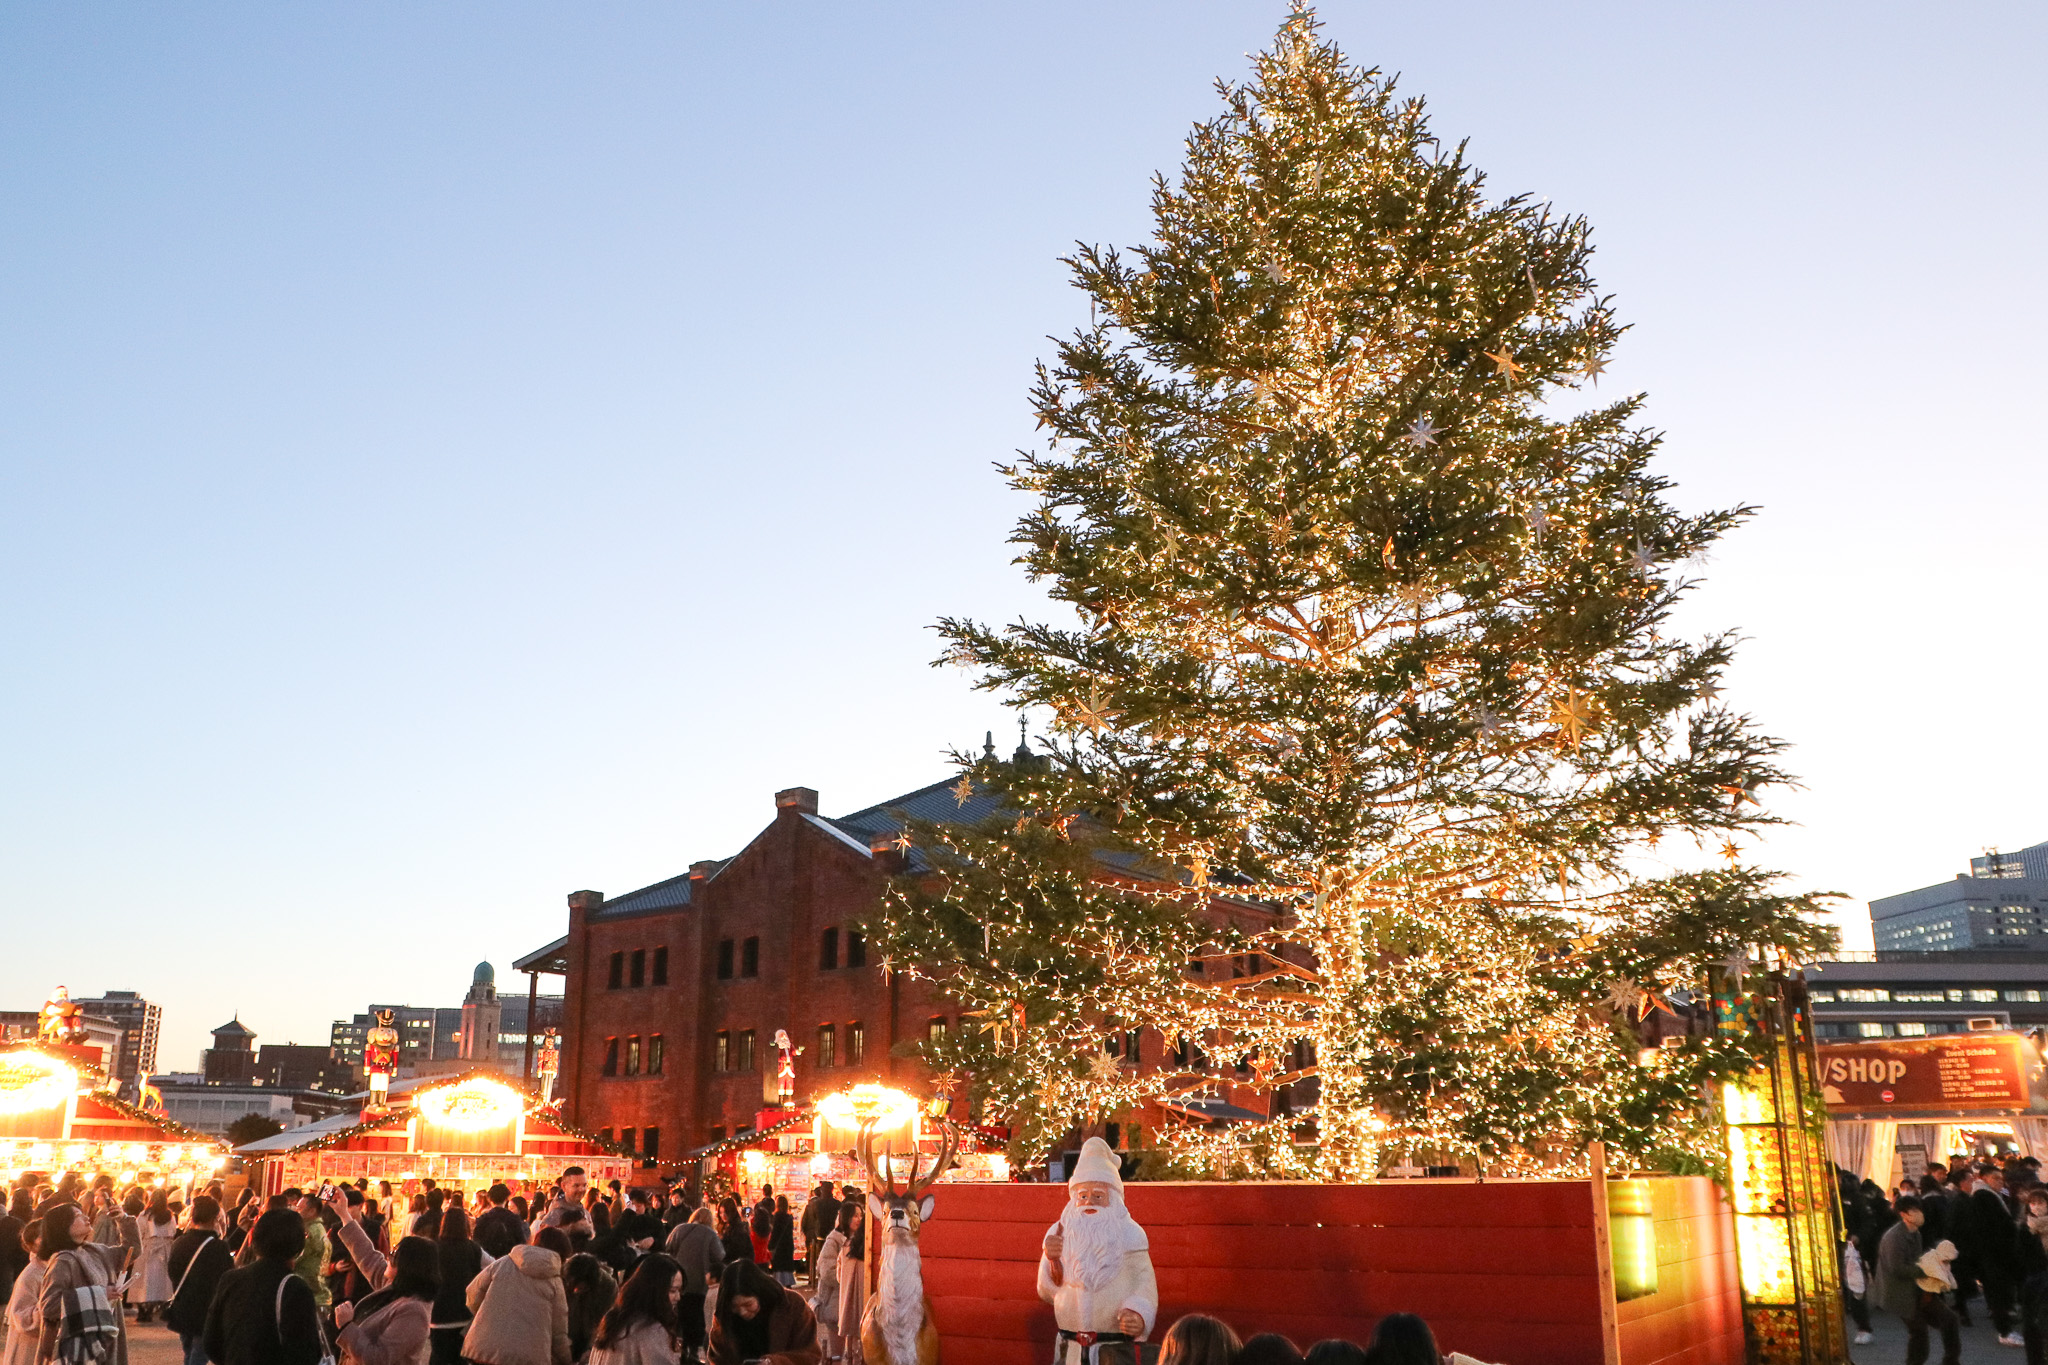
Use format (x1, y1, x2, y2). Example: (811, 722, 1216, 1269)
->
(1068, 1136, 1124, 1192)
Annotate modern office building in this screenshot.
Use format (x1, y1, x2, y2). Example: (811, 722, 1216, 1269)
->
(70, 991, 162, 1087)
(1870, 846, 2048, 952)
(1806, 951, 2048, 1039)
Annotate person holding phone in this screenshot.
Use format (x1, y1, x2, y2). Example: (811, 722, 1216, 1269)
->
(706, 1260, 817, 1365)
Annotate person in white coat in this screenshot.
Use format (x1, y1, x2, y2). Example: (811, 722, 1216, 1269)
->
(3, 1223, 45, 1365)
(1037, 1138, 1157, 1365)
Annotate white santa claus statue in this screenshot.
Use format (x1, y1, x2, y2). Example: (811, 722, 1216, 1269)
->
(1038, 1137, 1158, 1365)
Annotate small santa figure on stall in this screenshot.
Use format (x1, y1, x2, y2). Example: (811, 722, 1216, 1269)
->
(38, 987, 87, 1045)
(535, 1028, 561, 1105)
(364, 1008, 400, 1111)
(1038, 1136, 1157, 1365)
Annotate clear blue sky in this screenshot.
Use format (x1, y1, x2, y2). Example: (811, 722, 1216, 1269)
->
(3, 3, 2042, 1068)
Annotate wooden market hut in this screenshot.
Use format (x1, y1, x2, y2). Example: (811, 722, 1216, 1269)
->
(0, 1041, 228, 1189)
(235, 1069, 633, 1200)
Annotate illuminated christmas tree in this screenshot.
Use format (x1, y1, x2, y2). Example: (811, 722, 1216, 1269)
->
(870, 9, 1835, 1180)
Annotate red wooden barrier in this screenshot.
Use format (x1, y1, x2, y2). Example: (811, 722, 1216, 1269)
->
(917, 1178, 1740, 1365)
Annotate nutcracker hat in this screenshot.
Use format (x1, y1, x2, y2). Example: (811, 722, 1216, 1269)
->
(1068, 1136, 1124, 1193)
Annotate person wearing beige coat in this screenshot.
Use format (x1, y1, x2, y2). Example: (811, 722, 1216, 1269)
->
(463, 1244, 570, 1365)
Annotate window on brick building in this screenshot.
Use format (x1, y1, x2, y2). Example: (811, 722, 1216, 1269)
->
(846, 932, 866, 968)
(928, 1015, 947, 1044)
(736, 1029, 755, 1071)
(717, 940, 734, 979)
(626, 1036, 641, 1075)
(630, 949, 645, 987)
(643, 1127, 660, 1160)
(820, 927, 839, 970)
(741, 937, 759, 977)
(715, 1031, 730, 1072)
(817, 1024, 836, 1068)
(652, 947, 668, 986)
(847, 1022, 864, 1064)
(608, 953, 624, 989)
(648, 1034, 664, 1075)
(602, 1037, 618, 1076)
(622, 1127, 636, 1153)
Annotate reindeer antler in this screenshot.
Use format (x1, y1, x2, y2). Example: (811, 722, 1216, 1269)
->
(854, 1117, 961, 1200)
(905, 1118, 960, 1200)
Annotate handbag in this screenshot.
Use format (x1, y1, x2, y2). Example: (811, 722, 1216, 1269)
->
(275, 1273, 337, 1365)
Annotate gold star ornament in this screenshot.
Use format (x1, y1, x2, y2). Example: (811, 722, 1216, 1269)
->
(1483, 347, 1526, 380)
(1087, 1051, 1122, 1082)
(951, 773, 974, 807)
(1549, 688, 1600, 749)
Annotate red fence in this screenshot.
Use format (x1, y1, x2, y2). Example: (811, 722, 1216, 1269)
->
(917, 1177, 1740, 1365)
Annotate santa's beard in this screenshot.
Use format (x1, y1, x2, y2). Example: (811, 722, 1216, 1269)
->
(1059, 1199, 1137, 1290)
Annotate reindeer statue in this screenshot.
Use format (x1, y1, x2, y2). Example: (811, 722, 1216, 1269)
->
(856, 1120, 959, 1365)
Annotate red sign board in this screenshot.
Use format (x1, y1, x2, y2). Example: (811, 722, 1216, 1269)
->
(1817, 1033, 2039, 1115)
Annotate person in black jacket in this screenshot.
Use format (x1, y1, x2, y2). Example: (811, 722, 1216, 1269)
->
(1973, 1165, 2025, 1345)
(767, 1197, 795, 1288)
(167, 1195, 236, 1365)
(471, 1186, 526, 1262)
(429, 1207, 486, 1365)
(203, 1208, 327, 1365)
(0, 1187, 29, 1308)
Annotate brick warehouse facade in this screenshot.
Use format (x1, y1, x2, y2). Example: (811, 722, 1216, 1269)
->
(541, 772, 1295, 1168)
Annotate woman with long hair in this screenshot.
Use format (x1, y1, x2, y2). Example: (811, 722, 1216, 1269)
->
(834, 1202, 864, 1365)
(810, 1203, 852, 1365)
(333, 1236, 440, 1365)
(706, 1259, 815, 1365)
(35, 1203, 128, 1365)
(589, 1253, 682, 1365)
(425, 1208, 488, 1365)
(134, 1191, 176, 1323)
(716, 1199, 750, 1268)
(766, 1199, 795, 1289)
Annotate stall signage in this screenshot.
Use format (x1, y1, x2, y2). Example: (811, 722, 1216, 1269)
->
(1817, 1033, 2039, 1114)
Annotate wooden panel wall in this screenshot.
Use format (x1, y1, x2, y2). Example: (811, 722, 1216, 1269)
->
(917, 1178, 1741, 1365)
(919, 1180, 1607, 1365)
(1615, 1178, 1744, 1365)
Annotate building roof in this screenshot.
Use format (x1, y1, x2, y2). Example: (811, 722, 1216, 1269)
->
(513, 936, 570, 975)
(210, 1018, 256, 1039)
(589, 870, 697, 920)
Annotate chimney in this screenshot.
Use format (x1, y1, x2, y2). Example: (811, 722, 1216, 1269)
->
(775, 787, 820, 815)
(567, 890, 605, 916)
(689, 860, 720, 883)
(869, 831, 907, 874)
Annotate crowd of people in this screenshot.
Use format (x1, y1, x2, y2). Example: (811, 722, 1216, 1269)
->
(1840, 1152, 2048, 1365)
(0, 1168, 836, 1365)
(0, 1165, 1499, 1365)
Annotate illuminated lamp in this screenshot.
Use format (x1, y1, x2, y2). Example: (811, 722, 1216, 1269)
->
(988, 1154, 1010, 1180)
(808, 1152, 834, 1176)
(120, 1170, 138, 1185)
(815, 1084, 920, 1132)
(0, 1052, 77, 1115)
(414, 1077, 525, 1131)
(126, 1144, 148, 1163)
(740, 1149, 768, 1175)
(62, 1144, 88, 1166)
(28, 1143, 53, 1164)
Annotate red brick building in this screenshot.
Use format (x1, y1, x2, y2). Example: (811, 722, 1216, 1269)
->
(528, 770, 1295, 1169)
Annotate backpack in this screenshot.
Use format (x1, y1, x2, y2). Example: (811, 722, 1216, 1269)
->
(53, 1251, 119, 1365)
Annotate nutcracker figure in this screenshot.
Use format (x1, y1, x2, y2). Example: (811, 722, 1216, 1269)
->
(536, 1027, 561, 1104)
(364, 1008, 400, 1110)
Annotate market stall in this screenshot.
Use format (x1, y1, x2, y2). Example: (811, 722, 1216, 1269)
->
(236, 1070, 632, 1200)
(0, 1042, 229, 1190)
(1818, 1029, 2048, 1187)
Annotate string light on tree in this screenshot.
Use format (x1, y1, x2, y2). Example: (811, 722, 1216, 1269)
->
(866, 7, 1833, 1180)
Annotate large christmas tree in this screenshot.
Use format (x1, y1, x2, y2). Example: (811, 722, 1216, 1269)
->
(870, 9, 1834, 1180)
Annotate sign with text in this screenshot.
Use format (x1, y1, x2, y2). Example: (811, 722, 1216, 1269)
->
(1817, 1033, 2045, 1115)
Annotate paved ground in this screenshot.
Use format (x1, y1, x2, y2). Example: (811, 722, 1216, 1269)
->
(125, 1321, 185, 1365)
(1853, 1305, 2024, 1364)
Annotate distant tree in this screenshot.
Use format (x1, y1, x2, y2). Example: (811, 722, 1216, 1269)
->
(225, 1113, 284, 1146)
